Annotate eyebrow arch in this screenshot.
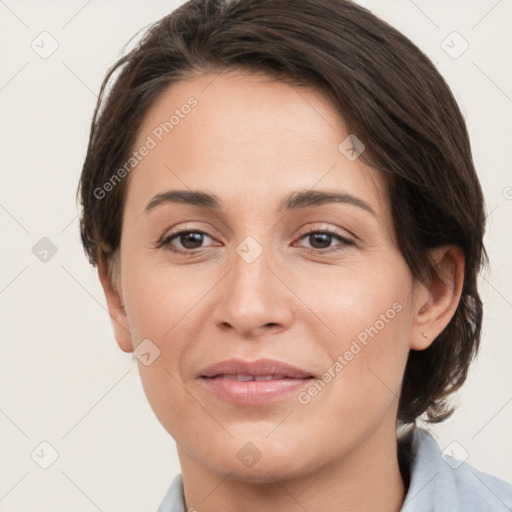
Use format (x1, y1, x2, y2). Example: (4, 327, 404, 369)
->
(145, 190, 220, 212)
(144, 189, 376, 216)
(280, 189, 376, 216)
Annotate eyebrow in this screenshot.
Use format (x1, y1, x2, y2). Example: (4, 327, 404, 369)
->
(144, 189, 376, 216)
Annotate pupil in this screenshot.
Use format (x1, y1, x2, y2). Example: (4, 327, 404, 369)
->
(310, 233, 330, 249)
(181, 232, 203, 249)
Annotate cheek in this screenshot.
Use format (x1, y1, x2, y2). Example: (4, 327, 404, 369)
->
(294, 256, 412, 350)
(296, 259, 413, 411)
(121, 247, 204, 341)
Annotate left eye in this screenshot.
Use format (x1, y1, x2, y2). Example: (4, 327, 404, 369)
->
(296, 229, 354, 252)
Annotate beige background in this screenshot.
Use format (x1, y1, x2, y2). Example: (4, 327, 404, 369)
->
(0, 0, 511, 510)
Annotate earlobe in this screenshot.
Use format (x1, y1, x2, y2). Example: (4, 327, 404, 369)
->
(411, 245, 465, 350)
(97, 251, 134, 353)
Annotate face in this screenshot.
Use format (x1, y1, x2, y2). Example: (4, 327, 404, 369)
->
(112, 70, 422, 482)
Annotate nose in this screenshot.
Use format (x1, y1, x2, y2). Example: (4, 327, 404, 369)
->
(211, 243, 295, 338)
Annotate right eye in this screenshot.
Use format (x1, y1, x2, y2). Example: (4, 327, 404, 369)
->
(159, 229, 218, 252)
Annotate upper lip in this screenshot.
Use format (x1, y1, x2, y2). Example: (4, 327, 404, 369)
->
(199, 358, 314, 379)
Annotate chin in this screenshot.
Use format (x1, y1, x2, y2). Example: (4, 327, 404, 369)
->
(197, 438, 315, 484)
(210, 459, 309, 485)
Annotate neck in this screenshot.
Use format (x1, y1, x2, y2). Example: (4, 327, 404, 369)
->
(177, 419, 406, 512)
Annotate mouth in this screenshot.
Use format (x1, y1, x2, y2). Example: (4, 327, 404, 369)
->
(207, 374, 304, 381)
(199, 357, 315, 379)
(199, 358, 315, 405)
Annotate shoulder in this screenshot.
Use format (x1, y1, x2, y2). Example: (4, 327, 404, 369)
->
(400, 428, 512, 512)
(157, 473, 185, 512)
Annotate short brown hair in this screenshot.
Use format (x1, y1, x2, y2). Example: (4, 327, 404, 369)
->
(77, 0, 487, 424)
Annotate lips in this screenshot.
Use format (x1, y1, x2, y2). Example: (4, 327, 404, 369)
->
(199, 358, 315, 379)
(215, 374, 289, 381)
(198, 358, 315, 405)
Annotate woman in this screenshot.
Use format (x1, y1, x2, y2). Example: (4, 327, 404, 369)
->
(77, 0, 512, 510)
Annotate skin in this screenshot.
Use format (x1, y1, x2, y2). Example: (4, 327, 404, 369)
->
(98, 70, 464, 512)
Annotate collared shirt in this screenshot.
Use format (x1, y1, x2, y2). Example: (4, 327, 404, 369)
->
(157, 429, 512, 511)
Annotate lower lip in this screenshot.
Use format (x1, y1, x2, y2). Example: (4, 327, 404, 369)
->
(200, 376, 313, 405)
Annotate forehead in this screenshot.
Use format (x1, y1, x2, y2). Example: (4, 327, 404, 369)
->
(124, 70, 388, 221)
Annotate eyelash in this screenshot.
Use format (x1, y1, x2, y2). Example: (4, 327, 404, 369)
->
(157, 226, 354, 255)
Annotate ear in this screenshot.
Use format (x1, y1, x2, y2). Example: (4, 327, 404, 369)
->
(410, 245, 465, 350)
(97, 252, 134, 353)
